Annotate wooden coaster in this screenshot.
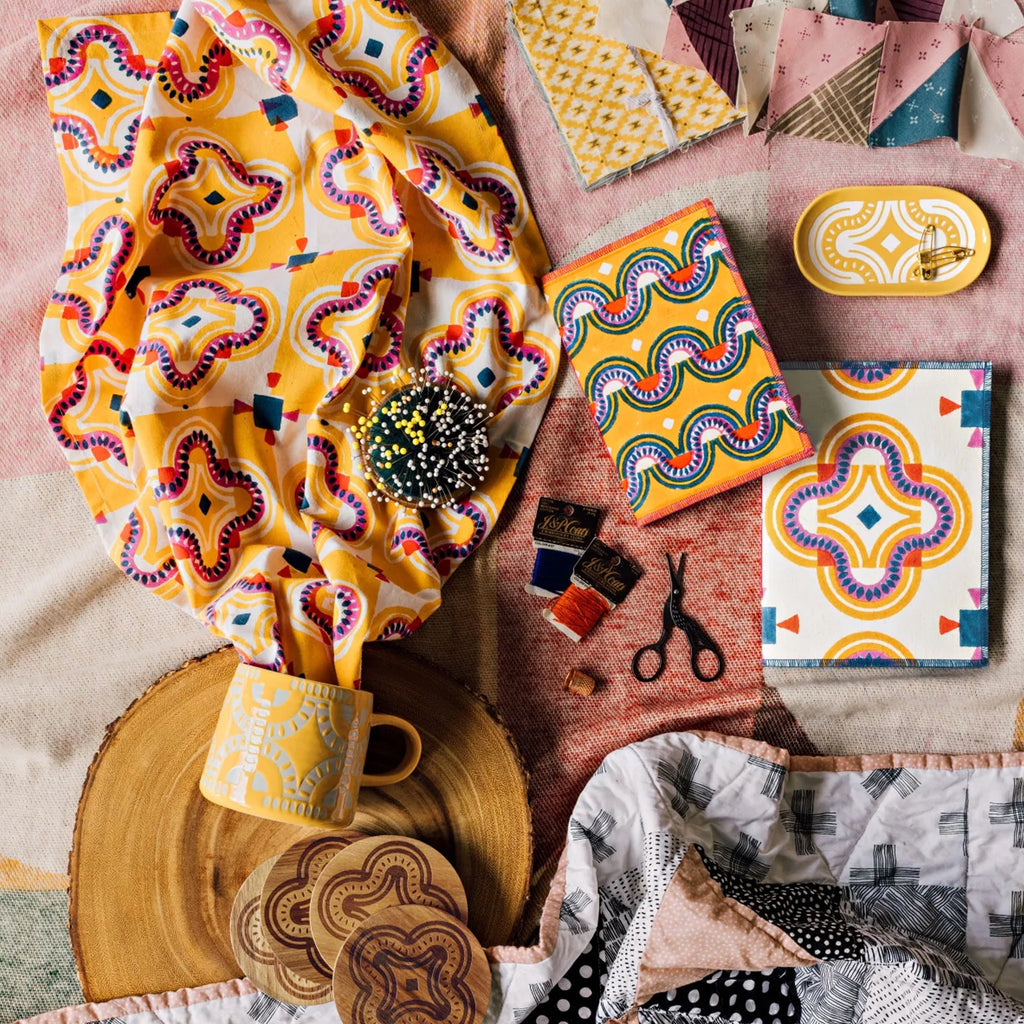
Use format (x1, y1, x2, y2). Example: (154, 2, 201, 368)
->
(229, 857, 332, 1005)
(334, 904, 491, 1024)
(310, 835, 468, 969)
(260, 832, 364, 983)
(70, 646, 531, 1001)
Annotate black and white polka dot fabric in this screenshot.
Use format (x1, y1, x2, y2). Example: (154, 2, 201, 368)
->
(643, 969, 801, 1024)
(525, 937, 606, 1024)
(697, 846, 865, 961)
(523, 943, 801, 1024)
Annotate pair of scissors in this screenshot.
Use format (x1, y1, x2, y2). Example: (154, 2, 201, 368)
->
(631, 553, 725, 683)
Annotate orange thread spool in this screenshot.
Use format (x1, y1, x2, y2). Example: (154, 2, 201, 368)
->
(544, 584, 612, 642)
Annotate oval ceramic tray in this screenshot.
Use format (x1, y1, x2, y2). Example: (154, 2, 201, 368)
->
(794, 186, 991, 296)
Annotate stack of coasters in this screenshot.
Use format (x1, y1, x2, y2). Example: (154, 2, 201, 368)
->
(543, 199, 813, 524)
(231, 832, 491, 1023)
(761, 362, 990, 668)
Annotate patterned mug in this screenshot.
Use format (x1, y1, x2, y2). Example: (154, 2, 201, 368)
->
(200, 663, 421, 827)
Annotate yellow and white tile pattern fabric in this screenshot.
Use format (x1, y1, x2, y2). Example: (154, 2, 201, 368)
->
(38, 0, 560, 688)
(510, 0, 743, 189)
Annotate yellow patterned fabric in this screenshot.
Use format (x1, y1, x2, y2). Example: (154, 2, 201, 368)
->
(544, 201, 813, 524)
(38, 0, 559, 687)
(510, 0, 743, 189)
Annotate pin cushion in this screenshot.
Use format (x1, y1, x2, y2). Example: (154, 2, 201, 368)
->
(353, 370, 490, 509)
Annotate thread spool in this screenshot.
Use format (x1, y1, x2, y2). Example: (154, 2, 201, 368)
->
(525, 547, 580, 598)
(543, 584, 612, 642)
(562, 669, 596, 696)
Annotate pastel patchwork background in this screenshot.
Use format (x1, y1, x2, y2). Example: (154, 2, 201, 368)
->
(4, 0, 1024, 1017)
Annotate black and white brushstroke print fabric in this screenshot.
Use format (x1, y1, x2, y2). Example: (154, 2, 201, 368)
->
(486, 733, 1024, 1024)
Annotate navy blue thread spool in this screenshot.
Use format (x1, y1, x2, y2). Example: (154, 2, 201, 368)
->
(526, 547, 580, 598)
(525, 497, 602, 599)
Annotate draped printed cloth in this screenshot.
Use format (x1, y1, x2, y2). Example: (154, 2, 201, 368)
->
(38, 0, 560, 687)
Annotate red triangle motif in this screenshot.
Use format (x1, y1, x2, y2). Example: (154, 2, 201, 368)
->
(778, 615, 800, 634)
(939, 396, 961, 416)
(939, 615, 960, 635)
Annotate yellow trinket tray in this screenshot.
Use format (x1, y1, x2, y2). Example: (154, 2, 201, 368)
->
(793, 186, 991, 296)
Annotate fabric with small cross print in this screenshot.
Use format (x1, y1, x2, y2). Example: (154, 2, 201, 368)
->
(487, 730, 1024, 1023)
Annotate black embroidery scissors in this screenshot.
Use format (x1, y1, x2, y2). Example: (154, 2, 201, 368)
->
(631, 553, 724, 683)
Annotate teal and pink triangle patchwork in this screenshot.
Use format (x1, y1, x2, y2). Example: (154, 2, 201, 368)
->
(869, 22, 970, 146)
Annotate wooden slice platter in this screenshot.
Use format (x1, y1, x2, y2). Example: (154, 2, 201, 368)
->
(70, 646, 532, 1001)
(333, 904, 490, 1024)
(310, 835, 469, 970)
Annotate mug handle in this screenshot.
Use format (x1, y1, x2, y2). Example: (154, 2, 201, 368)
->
(360, 714, 422, 787)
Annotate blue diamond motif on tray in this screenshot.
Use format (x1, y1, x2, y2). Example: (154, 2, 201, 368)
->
(199, 493, 212, 515)
(477, 367, 496, 387)
(182, 314, 201, 328)
(857, 504, 882, 530)
(364, 37, 384, 57)
(91, 89, 112, 109)
(204, 190, 225, 205)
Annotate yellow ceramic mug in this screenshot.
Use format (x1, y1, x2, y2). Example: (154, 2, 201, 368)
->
(200, 663, 421, 828)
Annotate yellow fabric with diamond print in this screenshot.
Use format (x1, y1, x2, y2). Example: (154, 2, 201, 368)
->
(510, 0, 743, 189)
(38, 0, 559, 688)
(544, 200, 813, 524)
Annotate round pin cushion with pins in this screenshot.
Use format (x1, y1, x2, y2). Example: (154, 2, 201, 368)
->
(353, 369, 490, 509)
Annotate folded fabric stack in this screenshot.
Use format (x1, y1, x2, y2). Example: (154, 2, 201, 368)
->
(514, 0, 1024, 184)
(509, 0, 744, 188)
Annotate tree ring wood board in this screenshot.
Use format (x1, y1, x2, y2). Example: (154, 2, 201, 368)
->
(69, 646, 532, 1001)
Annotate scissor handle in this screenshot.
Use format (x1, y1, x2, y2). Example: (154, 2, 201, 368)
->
(632, 642, 667, 683)
(691, 642, 724, 683)
(673, 610, 724, 682)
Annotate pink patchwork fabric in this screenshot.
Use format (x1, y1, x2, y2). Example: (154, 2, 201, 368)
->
(768, 10, 887, 142)
(871, 21, 971, 132)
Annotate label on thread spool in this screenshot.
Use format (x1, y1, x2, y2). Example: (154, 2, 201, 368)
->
(526, 498, 603, 598)
(542, 539, 641, 641)
(570, 538, 641, 605)
(531, 498, 601, 553)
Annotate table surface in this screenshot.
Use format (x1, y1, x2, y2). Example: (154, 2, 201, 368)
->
(3, 0, 1023, 1019)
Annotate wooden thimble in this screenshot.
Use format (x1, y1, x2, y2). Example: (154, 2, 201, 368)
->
(562, 668, 596, 696)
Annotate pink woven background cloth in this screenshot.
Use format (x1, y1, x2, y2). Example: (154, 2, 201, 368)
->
(2, 0, 1024, 1016)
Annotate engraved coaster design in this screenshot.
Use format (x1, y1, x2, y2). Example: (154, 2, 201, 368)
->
(229, 857, 332, 1005)
(310, 835, 469, 969)
(261, 831, 364, 982)
(334, 904, 490, 1024)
